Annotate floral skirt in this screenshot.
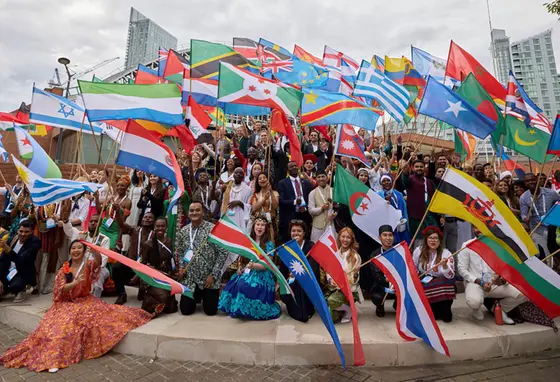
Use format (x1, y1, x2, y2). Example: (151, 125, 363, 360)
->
(218, 269, 280, 320)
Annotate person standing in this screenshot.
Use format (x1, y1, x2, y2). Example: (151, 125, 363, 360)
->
(308, 170, 336, 243)
(137, 175, 165, 221)
(278, 161, 313, 242)
(377, 174, 409, 245)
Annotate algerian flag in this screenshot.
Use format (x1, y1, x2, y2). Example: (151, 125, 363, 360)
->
(333, 163, 402, 243)
(217, 62, 303, 118)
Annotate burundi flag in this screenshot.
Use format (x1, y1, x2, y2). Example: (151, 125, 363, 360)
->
(430, 166, 538, 263)
(333, 163, 402, 243)
(466, 236, 560, 318)
(217, 62, 303, 119)
(190, 40, 260, 80)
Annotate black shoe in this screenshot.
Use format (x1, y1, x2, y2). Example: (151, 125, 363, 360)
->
(137, 287, 146, 301)
(114, 293, 127, 305)
(375, 305, 385, 317)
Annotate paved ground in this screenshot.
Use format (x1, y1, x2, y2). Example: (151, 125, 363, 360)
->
(0, 322, 558, 382)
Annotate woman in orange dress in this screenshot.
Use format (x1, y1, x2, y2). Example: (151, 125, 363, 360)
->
(0, 240, 152, 373)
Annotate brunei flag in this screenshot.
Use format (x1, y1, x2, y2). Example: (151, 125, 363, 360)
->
(429, 167, 538, 263)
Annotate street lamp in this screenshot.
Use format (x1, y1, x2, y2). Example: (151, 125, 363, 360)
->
(56, 57, 72, 161)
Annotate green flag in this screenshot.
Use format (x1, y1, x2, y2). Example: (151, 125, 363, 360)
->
(190, 40, 260, 80)
(499, 115, 551, 163)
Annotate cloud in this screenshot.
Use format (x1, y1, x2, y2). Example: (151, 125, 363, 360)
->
(0, 0, 558, 111)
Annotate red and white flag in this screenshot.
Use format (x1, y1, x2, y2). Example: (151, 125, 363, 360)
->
(187, 95, 212, 138)
(334, 124, 369, 167)
(308, 227, 365, 366)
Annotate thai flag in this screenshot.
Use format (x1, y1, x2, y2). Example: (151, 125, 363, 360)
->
(116, 119, 184, 214)
(372, 242, 450, 356)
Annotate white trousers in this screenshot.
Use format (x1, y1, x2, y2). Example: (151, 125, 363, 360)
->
(464, 282, 526, 313)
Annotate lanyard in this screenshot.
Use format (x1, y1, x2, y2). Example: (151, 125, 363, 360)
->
(201, 185, 210, 208)
(189, 225, 198, 250)
(137, 227, 153, 257)
(317, 186, 331, 204)
(424, 179, 428, 203)
(532, 193, 547, 218)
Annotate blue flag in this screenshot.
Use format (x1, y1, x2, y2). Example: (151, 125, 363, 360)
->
(274, 59, 328, 88)
(543, 201, 560, 227)
(546, 115, 560, 155)
(418, 76, 496, 139)
(275, 240, 346, 367)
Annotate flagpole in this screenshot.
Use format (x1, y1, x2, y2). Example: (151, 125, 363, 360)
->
(70, 114, 87, 180)
(103, 129, 121, 169)
(527, 156, 557, 236)
(93, 144, 121, 239)
(87, 120, 103, 164)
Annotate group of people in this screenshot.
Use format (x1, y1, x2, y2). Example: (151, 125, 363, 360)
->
(0, 119, 558, 372)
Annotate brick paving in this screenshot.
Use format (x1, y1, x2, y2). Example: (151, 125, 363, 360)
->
(0, 322, 558, 381)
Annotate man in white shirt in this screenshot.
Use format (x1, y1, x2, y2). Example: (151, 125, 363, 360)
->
(308, 170, 336, 243)
(458, 227, 526, 324)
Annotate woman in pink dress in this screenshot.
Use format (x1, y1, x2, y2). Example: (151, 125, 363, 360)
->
(0, 240, 152, 372)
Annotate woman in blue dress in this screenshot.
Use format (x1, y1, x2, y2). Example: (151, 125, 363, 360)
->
(377, 174, 410, 245)
(218, 215, 280, 320)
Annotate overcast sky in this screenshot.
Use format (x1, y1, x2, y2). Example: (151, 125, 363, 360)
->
(0, 0, 558, 111)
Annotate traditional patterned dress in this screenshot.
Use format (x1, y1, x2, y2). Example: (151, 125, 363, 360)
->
(325, 249, 362, 322)
(218, 241, 280, 320)
(0, 259, 152, 372)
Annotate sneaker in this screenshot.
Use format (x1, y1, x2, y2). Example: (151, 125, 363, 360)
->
(472, 308, 484, 321)
(13, 292, 26, 303)
(114, 293, 127, 305)
(341, 312, 352, 324)
(48, 368, 59, 373)
(375, 305, 385, 318)
(501, 310, 515, 325)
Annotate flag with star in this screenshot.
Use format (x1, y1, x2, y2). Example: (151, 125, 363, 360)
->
(334, 124, 369, 167)
(418, 76, 496, 139)
(217, 62, 303, 119)
(14, 126, 61, 178)
(274, 58, 328, 88)
(275, 239, 346, 367)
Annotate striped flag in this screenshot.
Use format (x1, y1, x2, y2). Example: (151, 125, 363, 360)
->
(353, 60, 410, 123)
(454, 128, 477, 160)
(373, 242, 450, 356)
(78, 81, 184, 126)
(257, 38, 293, 62)
(233, 37, 260, 63)
(163, 49, 190, 84)
(13, 156, 102, 206)
(323, 45, 359, 70)
(186, 96, 212, 139)
(182, 77, 219, 106)
(14, 126, 61, 178)
(506, 70, 552, 132)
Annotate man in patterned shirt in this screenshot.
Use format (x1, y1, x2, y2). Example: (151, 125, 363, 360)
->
(175, 201, 228, 316)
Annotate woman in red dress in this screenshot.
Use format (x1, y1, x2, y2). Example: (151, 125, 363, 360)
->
(0, 240, 152, 372)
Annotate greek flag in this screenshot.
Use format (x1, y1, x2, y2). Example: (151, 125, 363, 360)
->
(353, 60, 410, 123)
(12, 156, 103, 206)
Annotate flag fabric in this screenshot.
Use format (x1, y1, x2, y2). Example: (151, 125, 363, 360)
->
(186, 96, 213, 140)
(274, 59, 328, 88)
(293, 44, 322, 65)
(275, 240, 346, 367)
(466, 236, 560, 319)
(81, 241, 192, 298)
(233, 37, 260, 63)
(354, 60, 409, 123)
(270, 108, 303, 166)
(506, 70, 552, 132)
(14, 126, 61, 178)
(307, 227, 365, 366)
(333, 163, 402, 243)
(419, 76, 496, 139)
(300, 88, 382, 130)
(217, 62, 303, 119)
(411, 47, 448, 84)
(163, 49, 190, 84)
(0, 112, 27, 131)
(257, 38, 293, 62)
(13, 156, 102, 206)
(0, 136, 8, 162)
(203, 105, 228, 128)
(157, 47, 169, 77)
(92, 75, 104, 83)
(183, 77, 219, 106)
(29, 87, 103, 134)
(496, 143, 526, 178)
(323, 46, 359, 71)
(371, 55, 385, 71)
(543, 200, 560, 227)
(78, 81, 184, 126)
(454, 129, 477, 161)
(456, 73, 503, 128)
(317, 65, 342, 93)
(166, 125, 196, 154)
(190, 40, 260, 80)
(547, 115, 560, 155)
(496, 114, 551, 163)
(373, 242, 450, 356)
(116, 120, 184, 213)
(445, 41, 506, 101)
(207, 215, 293, 296)
(135, 64, 161, 85)
(429, 166, 538, 263)
(334, 124, 369, 167)
(261, 60, 294, 76)
(384, 56, 408, 84)
(224, 103, 270, 116)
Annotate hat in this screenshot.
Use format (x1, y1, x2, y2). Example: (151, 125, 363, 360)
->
(380, 174, 392, 184)
(303, 154, 318, 164)
(378, 225, 393, 235)
(357, 168, 369, 175)
(499, 171, 512, 180)
(316, 169, 327, 176)
(364, 151, 373, 158)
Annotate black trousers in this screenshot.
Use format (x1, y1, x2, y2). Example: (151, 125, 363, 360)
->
(180, 285, 219, 316)
(112, 262, 134, 294)
(430, 300, 453, 323)
(0, 254, 30, 295)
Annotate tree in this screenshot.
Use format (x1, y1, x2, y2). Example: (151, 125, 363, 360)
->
(545, 1, 560, 16)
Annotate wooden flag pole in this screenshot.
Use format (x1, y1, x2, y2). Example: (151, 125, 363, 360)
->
(93, 146, 120, 239)
(528, 157, 557, 236)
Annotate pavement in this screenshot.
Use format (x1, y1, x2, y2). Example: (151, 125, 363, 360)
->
(0, 322, 559, 382)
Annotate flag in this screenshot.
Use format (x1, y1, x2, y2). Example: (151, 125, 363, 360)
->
(203, 105, 228, 128)
(496, 114, 551, 163)
(307, 227, 365, 366)
(183, 77, 219, 106)
(419, 76, 496, 139)
(270, 108, 303, 166)
(261, 60, 294, 76)
(384, 56, 408, 84)
(547, 115, 560, 155)
(274, 59, 328, 88)
(457, 73, 503, 129)
(333, 163, 402, 243)
(276, 240, 346, 367)
(81, 241, 192, 298)
(116, 120, 184, 213)
(323, 46, 359, 71)
(0, 136, 8, 162)
(163, 49, 190, 84)
(190, 40, 260, 80)
(354, 60, 410, 123)
(506, 71, 552, 132)
(78, 81, 184, 126)
(411, 46, 448, 84)
(496, 143, 526, 178)
(12, 156, 102, 206)
(135, 64, 161, 85)
(92, 75, 104, 83)
(14, 126, 61, 178)
(445, 41, 506, 101)
(257, 38, 293, 62)
(466, 236, 560, 319)
(186, 96, 212, 140)
(373, 242, 450, 356)
(429, 166, 538, 263)
(233, 37, 260, 63)
(208, 215, 293, 296)
(371, 55, 385, 71)
(293, 44, 322, 65)
(217, 62, 303, 119)
(29, 87, 103, 134)
(300, 88, 382, 130)
(166, 125, 196, 154)
(157, 47, 169, 77)
(454, 129, 477, 161)
(0, 112, 27, 131)
(334, 124, 369, 167)
(316, 65, 342, 93)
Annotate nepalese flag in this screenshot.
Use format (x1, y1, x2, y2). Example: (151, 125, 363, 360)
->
(547, 115, 560, 155)
(300, 88, 382, 130)
(81, 241, 193, 298)
(506, 70, 553, 133)
(233, 37, 260, 63)
(274, 59, 328, 88)
(293, 44, 322, 66)
(14, 126, 61, 178)
(116, 119, 184, 214)
(135, 64, 161, 85)
(372, 242, 450, 356)
(257, 38, 293, 62)
(334, 124, 369, 167)
(157, 47, 169, 77)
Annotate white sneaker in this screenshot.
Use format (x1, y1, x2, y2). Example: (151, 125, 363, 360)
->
(48, 368, 59, 373)
(472, 308, 484, 321)
(13, 292, 26, 303)
(501, 310, 515, 325)
(341, 312, 352, 324)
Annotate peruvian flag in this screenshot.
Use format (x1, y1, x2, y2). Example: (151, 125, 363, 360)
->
(186, 96, 212, 139)
(307, 227, 365, 366)
(334, 124, 369, 167)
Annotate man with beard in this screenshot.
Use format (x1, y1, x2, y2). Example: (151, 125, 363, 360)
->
(278, 161, 313, 242)
(403, 159, 436, 246)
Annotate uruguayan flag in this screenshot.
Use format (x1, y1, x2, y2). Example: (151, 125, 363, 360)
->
(12, 156, 103, 206)
(29, 87, 103, 134)
(353, 60, 410, 123)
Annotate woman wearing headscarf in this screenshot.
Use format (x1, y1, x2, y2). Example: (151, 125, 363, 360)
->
(376, 174, 410, 245)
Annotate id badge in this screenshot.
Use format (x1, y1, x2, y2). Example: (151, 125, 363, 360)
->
(7, 264, 17, 282)
(171, 205, 178, 215)
(421, 275, 433, 284)
(183, 249, 194, 263)
(46, 218, 56, 229)
(170, 257, 176, 271)
(265, 212, 272, 223)
(227, 209, 235, 216)
(288, 277, 295, 285)
(243, 267, 251, 275)
(104, 217, 114, 228)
